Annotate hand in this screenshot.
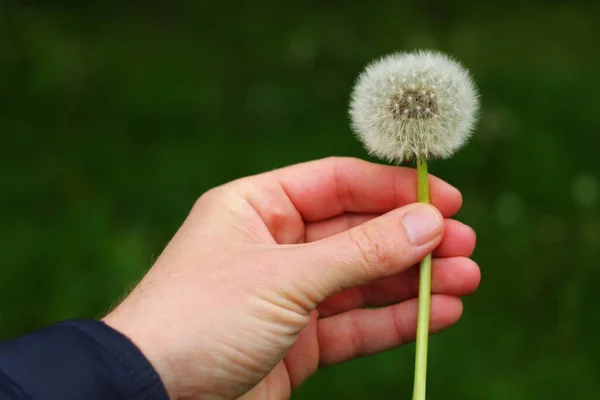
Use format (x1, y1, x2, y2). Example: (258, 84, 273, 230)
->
(103, 157, 479, 400)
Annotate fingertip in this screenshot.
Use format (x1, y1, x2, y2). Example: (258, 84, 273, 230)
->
(430, 256, 481, 296)
(460, 222, 477, 257)
(445, 257, 481, 295)
(429, 176, 463, 217)
(430, 294, 463, 328)
(469, 224, 477, 251)
(435, 219, 477, 257)
(462, 257, 481, 294)
(458, 222, 477, 257)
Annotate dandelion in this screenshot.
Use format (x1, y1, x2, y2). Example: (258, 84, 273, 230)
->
(349, 50, 479, 400)
(350, 50, 479, 163)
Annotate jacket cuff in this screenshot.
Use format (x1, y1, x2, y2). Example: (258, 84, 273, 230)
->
(0, 319, 169, 400)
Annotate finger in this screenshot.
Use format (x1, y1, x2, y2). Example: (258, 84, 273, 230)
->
(250, 157, 462, 222)
(303, 212, 377, 242)
(318, 257, 480, 317)
(285, 203, 444, 304)
(283, 311, 319, 389)
(317, 295, 463, 366)
(305, 215, 476, 258)
(434, 220, 476, 258)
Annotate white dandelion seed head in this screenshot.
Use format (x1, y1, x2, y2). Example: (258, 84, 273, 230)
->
(349, 50, 479, 162)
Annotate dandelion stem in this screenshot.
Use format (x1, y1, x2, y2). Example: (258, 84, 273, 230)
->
(412, 155, 431, 400)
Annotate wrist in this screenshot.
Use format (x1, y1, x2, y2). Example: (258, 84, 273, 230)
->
(102, 312, 180, 400)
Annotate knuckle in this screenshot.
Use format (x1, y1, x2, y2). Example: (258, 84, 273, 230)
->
(194, 187, 220, 208)
(347, 223, 392, 279)
(192, 185, 232, 214)
(323, 155, 345, 163)
(324, 156, 359, 169)
(346, 311, 366, 358)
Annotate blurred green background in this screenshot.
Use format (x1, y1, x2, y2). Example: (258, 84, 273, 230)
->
(1, 1, 599, 398)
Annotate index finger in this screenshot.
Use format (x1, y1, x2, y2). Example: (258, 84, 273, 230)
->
(253, 157, 462, 221)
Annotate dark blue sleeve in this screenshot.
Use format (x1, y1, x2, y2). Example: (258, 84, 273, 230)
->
(0, 319, 169, 400)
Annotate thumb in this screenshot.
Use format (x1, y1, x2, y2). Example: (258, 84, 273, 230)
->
(289, 203, 444, 302)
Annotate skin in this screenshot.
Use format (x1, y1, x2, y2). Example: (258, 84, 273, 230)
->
(103, 157, 480, 400)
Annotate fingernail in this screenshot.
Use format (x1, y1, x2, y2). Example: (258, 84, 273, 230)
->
(402, 205, 442, 246)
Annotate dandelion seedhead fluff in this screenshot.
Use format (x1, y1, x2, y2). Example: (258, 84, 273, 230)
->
(350, 50, 479, 163)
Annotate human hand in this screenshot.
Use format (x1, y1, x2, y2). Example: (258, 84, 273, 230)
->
(103, 157, 479, 400)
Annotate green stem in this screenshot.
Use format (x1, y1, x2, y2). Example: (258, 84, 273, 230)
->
(412, 155, 431, 400)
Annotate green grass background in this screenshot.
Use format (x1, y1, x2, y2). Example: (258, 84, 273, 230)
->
(1, 1, 600, 398)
